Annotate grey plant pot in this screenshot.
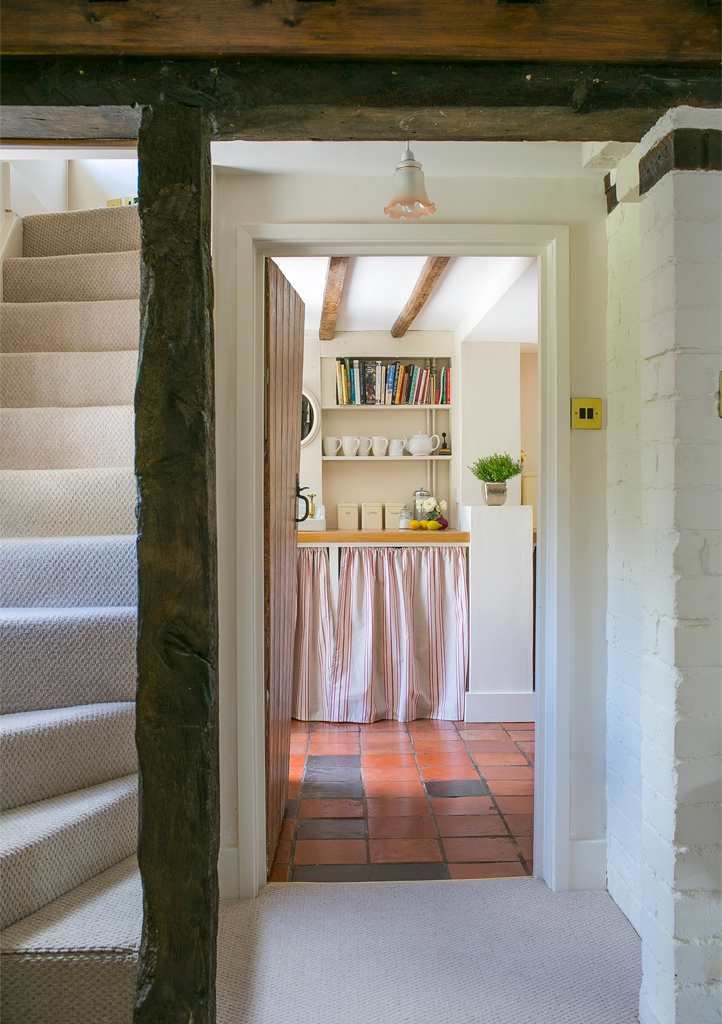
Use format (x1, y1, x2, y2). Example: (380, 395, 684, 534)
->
(483, 481, 508, 506)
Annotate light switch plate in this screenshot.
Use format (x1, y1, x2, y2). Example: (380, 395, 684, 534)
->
(571, 398, 602, 429)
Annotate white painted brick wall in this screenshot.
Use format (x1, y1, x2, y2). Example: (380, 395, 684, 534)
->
(606, 199, 644, 931)
(638, 152, 722, 1024)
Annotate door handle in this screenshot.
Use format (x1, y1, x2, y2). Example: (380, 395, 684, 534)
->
(295, 476, 310, 523)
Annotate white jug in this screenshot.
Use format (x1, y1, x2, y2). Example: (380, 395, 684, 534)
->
(388, 436, 407, 457)
(405, 431, 440, 456)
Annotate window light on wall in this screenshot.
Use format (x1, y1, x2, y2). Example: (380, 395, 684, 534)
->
(384, 145, 436, 220)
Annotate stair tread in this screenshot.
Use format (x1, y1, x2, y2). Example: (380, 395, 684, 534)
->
(0, 405, 134, 470)
(3, 250, 140, 304)
(0, 299, 139, 354)
(0, 351, 138, 408)
(22, 206, 140, 259)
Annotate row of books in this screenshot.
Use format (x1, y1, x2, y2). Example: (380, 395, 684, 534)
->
(335, 358, 451, 406)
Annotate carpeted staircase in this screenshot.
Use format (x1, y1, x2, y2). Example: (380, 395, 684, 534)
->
(0, 206, 143, 1024)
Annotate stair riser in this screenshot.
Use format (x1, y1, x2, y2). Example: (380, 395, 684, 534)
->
(23, 206, 140, 259)
(0, 300, 140, 354)
(0, 777, 137, 929)
(0, 468, 136, 538)
(0, 955, 137, 1024)
(0, 351, 138, 408)
(0, 607, 137, 714)
(0, 536, 137, 608)
(3, 251, 140, 304)
(0, 703, 137, 810)
(0, 406, 134, 471)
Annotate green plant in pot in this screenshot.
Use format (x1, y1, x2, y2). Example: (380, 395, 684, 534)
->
(469, 452, 524, 506)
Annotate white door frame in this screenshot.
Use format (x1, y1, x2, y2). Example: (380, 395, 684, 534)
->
(225, 222, 571, 898)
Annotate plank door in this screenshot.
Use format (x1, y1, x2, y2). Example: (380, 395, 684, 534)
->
(264, 259, 305, 868)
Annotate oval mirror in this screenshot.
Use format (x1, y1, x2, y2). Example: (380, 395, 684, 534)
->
(300, 389, 321, 448)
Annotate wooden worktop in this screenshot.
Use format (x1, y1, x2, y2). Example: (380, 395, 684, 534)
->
(298, 529, 470, 544)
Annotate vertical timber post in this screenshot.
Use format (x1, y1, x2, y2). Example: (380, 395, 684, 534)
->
(134, 105, 219, 1024)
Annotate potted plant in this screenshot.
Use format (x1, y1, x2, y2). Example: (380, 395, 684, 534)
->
(469, 452, 523, 506)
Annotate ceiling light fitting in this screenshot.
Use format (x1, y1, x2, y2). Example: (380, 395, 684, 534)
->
(384, 145, 436, 220)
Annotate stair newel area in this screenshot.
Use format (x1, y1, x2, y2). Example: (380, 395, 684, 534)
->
(0, 205, 143, 1023)
(134, 105, 219, 1024)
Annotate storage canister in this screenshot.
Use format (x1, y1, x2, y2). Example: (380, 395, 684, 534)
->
(337, 503, 359, 530)
(361, 502, 383, 530)
(384, 502, 406, 530)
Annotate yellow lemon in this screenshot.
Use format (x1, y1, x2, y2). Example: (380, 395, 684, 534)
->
(409, 520, 421, 530)
(419, 520, 428, 530)
(426, 520, 442, 530)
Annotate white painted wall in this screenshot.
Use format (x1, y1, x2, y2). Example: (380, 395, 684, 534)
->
(4, 160, 68, 217)
(605, 199, 643, 933)
(68, 159, 138, 210)
(212, 166, 609, 896)
(520, 352, 538, 474)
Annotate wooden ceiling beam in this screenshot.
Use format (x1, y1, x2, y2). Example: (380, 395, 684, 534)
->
(319, 257, 349, 342)
(391, 257, 450, 339)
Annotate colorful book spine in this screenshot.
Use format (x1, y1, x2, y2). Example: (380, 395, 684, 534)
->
(385, 364, 393, 405)
(446, 367, 451, 404)
(409, 365, 420, 405)
(364, 360, 376, 404)
(336, 360, 345, 405)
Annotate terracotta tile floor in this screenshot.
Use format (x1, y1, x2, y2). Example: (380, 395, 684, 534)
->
(268, 720, 535, 883)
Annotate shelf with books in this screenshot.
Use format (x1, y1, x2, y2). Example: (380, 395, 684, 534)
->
(324, 355, 452, 408)
(321, 404, 452, 411)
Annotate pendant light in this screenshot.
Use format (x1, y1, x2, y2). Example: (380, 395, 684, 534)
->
(384, 145, 436, 220)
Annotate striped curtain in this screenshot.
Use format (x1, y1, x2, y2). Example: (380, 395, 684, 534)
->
(293, 545, 468, 723)
(293, 547, 335, 720)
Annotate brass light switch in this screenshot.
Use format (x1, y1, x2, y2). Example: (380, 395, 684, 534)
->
(571, 398, 602, 429)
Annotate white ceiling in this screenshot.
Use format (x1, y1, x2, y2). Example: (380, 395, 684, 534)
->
(213, 141, 603, 179)
(272, 255, 538, 344)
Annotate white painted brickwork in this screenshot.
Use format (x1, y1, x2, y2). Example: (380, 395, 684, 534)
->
(637, 158, 722, 1024)
(606, 200, 643, 932)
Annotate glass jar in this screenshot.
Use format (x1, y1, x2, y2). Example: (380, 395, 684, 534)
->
(412, 486, 431, 521)
(398, 506, 412, 530)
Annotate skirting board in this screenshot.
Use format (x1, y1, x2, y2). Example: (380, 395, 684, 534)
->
(570, 839, 607, 891)
(465, 691, 535, 722)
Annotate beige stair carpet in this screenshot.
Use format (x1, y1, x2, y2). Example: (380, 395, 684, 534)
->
(3, 250, 140, 304)
(22, 207, 140, 259)
(1, 703, 137, 810)
(0, 467, 137, 538)
(0, 405, 134, 470)
(0, 299, 140, 353)
(0, 351, 138, 408)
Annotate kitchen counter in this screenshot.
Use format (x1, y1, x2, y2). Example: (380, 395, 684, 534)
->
(298, 529, 470, 545)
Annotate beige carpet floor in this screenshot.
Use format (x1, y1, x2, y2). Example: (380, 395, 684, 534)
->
(217, 877, 641, 1024)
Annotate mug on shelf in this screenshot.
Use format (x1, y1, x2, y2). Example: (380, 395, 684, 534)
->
(323, 436, 342, 456)
(371, 436, 389, 457)
(358, 436, 373, 457)
(341, 435, 361, 457)
(388, 437, 406, 457)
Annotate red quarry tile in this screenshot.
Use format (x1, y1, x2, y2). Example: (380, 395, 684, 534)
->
(368, 817, 437, 839)
(458, 729, 506, 739)
(448, 862, 527, 879)
(501, 722, 535, 730)
(311, 722, 359, 731)
(468, 752, 528, 766)
(361, 735, 413, 746)
(442, 836, 518, 862)
(367, 798, 430, 817)
(299, 799, 364, 818)
(517, 741, 535, 751)
(273, 840, 291, 864)
(364, 781, 425, 799)
(289, 755, 306, 767)
(421, 766, 480, 781)
(415, 751, 473, 766)
(294, 839, 367, 865)
(464, 741, 519, 753)
(279, 819, 295, 841)
(503, 813, 534, 836)
(494, 797, 535, 814)
(360, 755, 418, 767)
(408, 720, 458, 731)
(436, 815, 507, 837)
(430, 797, 495, 816)
(507, 731, 536, 740)
(268, 864, 290, 882)
(309, 738, 361, 749)
(289, 768, 304, 781)
(360, 721, 408, 731)
(479, 766, 535, 780)
(412, 743, 466, 755)
(486, 780, 535, 796)
(516, 836, 534, 862)
(288, 781, 301, 797)
(362, 767, 421, 782)
(369, 839, 442, 863)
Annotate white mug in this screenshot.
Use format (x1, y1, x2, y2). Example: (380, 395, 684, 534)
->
(358, 436, 373, 457)
(388, 438, 405, 456)
(341, 435, 360, 457)
(372, 435, 389, 457)
(323, 436, 342, 456)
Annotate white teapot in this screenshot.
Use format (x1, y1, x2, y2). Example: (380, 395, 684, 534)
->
(405, 431, 441, 456)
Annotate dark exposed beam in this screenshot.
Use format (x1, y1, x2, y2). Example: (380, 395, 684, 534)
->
(391, 257, 450, 339)
(135, 104, 219, 1024)
(319, 257, 349, 342)
(1, 0, 719, 62)
(0, 59, 720, 145)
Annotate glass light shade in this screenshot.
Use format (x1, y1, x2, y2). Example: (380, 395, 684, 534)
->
(384, 146, 436, 220)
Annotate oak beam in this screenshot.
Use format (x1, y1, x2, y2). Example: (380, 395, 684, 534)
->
(319, 257, 349, 341)
(135, 104, 219, 1024)
(391, 257, 450, 339)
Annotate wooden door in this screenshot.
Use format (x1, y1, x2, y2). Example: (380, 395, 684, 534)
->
(264, 259, 305, 868)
